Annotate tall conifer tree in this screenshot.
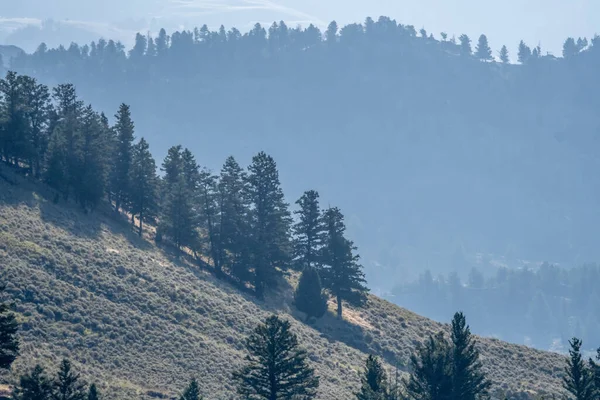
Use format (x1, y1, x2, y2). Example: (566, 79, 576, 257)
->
(563, 338, 595, 400)
(53, 359, 87, 400)
(292, 190, 324, 271)
(233, 315, 319, 399)
(356, 355, 389, 400)
(0, 284, 19, 370)
(294, 266, 328, 321)
(110, 103, 135, 213)
(320, 207, 368, 318)
(129, 137, 159, 236)
(12, 365, 53, 400)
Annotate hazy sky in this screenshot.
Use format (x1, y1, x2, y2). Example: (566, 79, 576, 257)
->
(1, 0, 598, 55)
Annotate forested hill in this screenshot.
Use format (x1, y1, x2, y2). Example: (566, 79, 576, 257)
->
(0, 166, 566, 399)
(6, 19, 600, 289)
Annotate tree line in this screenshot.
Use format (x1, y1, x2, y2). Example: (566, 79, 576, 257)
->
(393, 263, 600, 350)
(0, 70, 368, 316)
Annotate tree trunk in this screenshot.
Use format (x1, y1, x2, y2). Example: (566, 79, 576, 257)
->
(337, 295, 343, 318)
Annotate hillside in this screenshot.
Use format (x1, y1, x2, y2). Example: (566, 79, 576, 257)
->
(0, 166, 566, 399)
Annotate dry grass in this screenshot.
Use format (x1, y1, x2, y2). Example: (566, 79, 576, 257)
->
(0, 166, 566, 399)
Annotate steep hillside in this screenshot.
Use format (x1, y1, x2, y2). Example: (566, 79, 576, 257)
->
(0, 167, 566, 399)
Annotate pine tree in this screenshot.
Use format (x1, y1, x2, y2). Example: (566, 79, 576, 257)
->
(217, 156, 251, 282)
(518, 41, 532, 64)
(110, 103, 135, 213)
(159, 175, 197, 250)
(21, 76, 51, 178)
(87, 384, 99, 400)
(233, 315, 319, 399)
(589, 348, 600, 397)
(292, 190, 324, 271)
(0, 284, 19, 370)
(475, 34, 492, 61)
(44, 126, 68, 198)
(198, 167, 219, 269)
(12, 365, 54, 400)
(246, 152, 292, 297)
(563, 338, 595, 400)
(180, 378, 203, 400)
(53, 359, 87, 400)
(450, 312, 491, 400)
(129, 137, 159, 236)
(458, 34, 472, 56)
(499, 45, 509, 63)
(0, 71, 28, 166)
(320, 207, 368, 318)
(356, 355, 389, 400)
(563, 37, 579, 59)
(294, 266, 328, 321)
(404, 332, 452, 400)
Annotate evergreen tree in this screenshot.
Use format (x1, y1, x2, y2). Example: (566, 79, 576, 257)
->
(563, 37, 579, 59)
(233, 315, 319, 399)
(159, 175, 197, 250)
(320, 207, 368, 318)
(294, 266, 328, 321)
(53, 359, 87, 400)
(180, 378, 203, 400)
(198, 167, 220, 269)
(356, 355, 389, 400)
(129, 137, 159, 236)
(589, 348, 600, 396)
(292, 190, 324, 271)
(76, 106, 109, 210)
(450, 312, 491, 400)
(217, 156, 251, 283)
(475, 34, 492, 61)
(12, 365, 54, 400)
(404, 332, 452, 400)
(0, 71, 28, 166)
(563, 338, 595, 400)
(87, 384, 99, 400)
(44, 126, 68, 198)
(498, 45, 509, 63)
(0, 284, 19, 370)
(21, 76, 51, 178)
(110, 103, 135, 213)
(246, 152, 292, 298)
(458, 34, 472, 56)
(518, 41, 532, 64)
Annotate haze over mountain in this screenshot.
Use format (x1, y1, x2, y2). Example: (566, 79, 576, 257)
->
(1, 0, 599, 54)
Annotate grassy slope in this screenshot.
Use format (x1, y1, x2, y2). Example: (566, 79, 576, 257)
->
(0, 167, 565, 399)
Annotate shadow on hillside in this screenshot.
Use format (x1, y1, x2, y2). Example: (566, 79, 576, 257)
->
(0, 164, 152, 251)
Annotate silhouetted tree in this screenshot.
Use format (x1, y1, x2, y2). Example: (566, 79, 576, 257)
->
(0, 284, 19, 370)
(320, 207, 368, 318)
(458, 34, 472, 56)
(499, 45, 509, 63)
(475, 34, 492, 61)
(110, 103, 135, 213)
(563, 37, 579, 59)
(53, 359, 87, 400)
(356, 355, 389, 400)
(246, 152, 292, 297)
(294, 266, 328, 321)
(450, 312, 491, 400)
(404, 332, 452, 400)
(129, 137, 159, 236)
(233, 315, 319, 399)
(13, 365, 54, 400)
(180, 378, 203, 400)
(518, 40, 532, 64)
(292, 190, 324, 270)
(87, 384, 99, 400)
(563, 338, 595, 400)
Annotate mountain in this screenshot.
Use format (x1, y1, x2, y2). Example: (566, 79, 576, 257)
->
(0, 165, 566, 399)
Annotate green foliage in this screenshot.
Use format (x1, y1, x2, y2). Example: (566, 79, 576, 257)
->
(292, 190, 324, 271)
(355, 355, 389, 400)
(180, 378, 203, 400)
(320, 207, 368, 317)
(54, 359, 87, 400)
(233, 315, 319, 399)
(87, 384, 99, 400)
(404, 332, 452, 400)
(12, 365, 54, 400)
(129, 137, 159, 236)
(246, 152, 292, 297)
(563, 338, 595, 400)
(450, 312, 491, 400)
(0, 284, 19, 370)
(110, 103, 135, 212)
(294, 267, 328, 321)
